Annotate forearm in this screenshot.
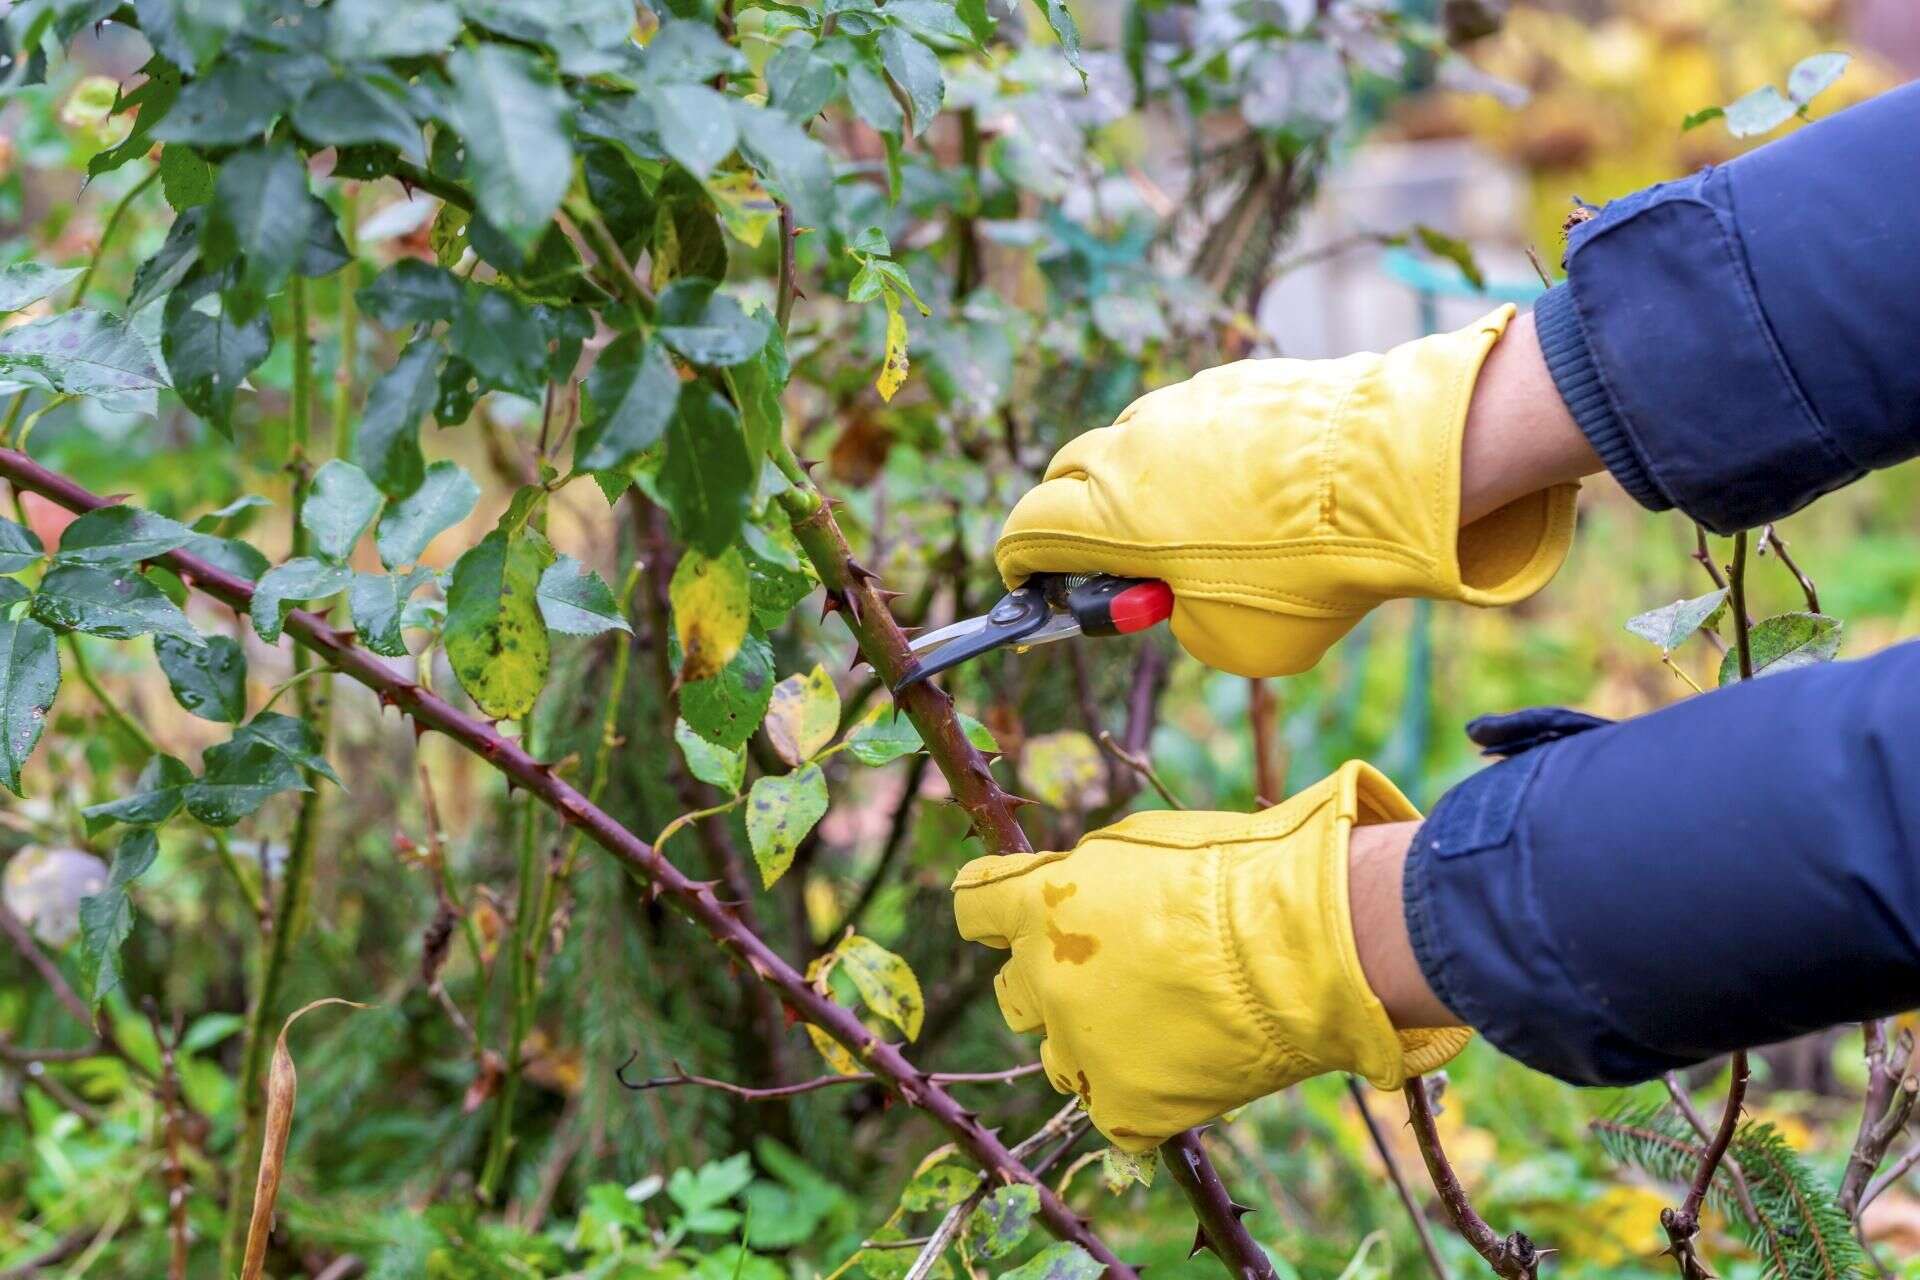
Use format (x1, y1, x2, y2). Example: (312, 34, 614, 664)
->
(1391, 639, 1920, 1084)
(1458, 308, 1601, 526)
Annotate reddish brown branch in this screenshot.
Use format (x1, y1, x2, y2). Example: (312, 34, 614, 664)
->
(1404, 1077, 1539, 1280)
(1840, 1025, 1919, 1217)
(1662, 1053, 1749, 1279)
(1163, 1129, 1275, 1280)
(1346, 1077, 1450, 1280)
(144, 1000, 191, 1280)
(617, 1056, 1044, 1101)
(0, 446, 1137, 1280)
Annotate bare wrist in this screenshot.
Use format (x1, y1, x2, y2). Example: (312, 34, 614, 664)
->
(1348, 819, 1462, 1030)
(1459, 309, 1602, 526)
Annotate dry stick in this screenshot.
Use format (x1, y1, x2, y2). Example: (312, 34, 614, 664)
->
(1861, 1140, 1920, 1214)
(0, 447, 1138, 1280)
(1345, 1077, 1450, 1280)
(1096, 730, 1185, 811)
(143, 1001, 191, 1280)
(1404, 1077, 1539, 1280)
(776, 479, 1273, 1280)
(617, 1058, 1044, 1101)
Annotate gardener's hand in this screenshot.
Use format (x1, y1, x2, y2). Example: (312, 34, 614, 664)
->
(994, 306, 1595, 677)
(951, 762, 1471, 1152)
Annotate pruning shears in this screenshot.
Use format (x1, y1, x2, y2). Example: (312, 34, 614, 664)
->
(893, 573, 1175, 692)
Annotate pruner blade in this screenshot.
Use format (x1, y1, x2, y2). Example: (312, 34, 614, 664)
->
(892, 574, 1173, 693)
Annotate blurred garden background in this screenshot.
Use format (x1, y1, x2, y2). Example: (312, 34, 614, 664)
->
(2, 0, 1918, 1276)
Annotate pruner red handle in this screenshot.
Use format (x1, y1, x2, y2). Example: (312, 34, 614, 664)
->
(1065, 576, 1175, 637)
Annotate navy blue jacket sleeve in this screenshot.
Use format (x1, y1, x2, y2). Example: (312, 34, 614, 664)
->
(1405, 639, 1920, 1085)
(1532, 81, 1920, 534)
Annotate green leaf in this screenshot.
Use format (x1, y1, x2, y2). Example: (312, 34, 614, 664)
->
(355, 338, 439, 499)
(445, 529, 553, 719)
(0, 595, 58, 794)
(577, 334, 681, 472)
(846, 705, 921, 767)
(671, 547, 751, 683)
(656, 280, 773, 368)
(76, 828, 158, 1003)
(746, 762, 828, 887)
(764, 663, 839, 765)
(150, 60, 287, 146)
(130, 213, 203, 315)
(450, 285, 548, 399)
(1680, 105, 1724, 132)
(901, 1162, 977, 1212)
(358, 261, 462, 331)
(448, 44, 574, 252)
(90, 58, 180, 180)
(1724, 84, 1796, 138)
(0, 261, 82, 312)
(350, 568, 433, 657)
(844, 58, 904, 136)
(163, 277, 273, 433)
(650, 82, 738, 179)
(184, 712, 336, 826)
(378, 462, 481, 569)
(733, 102, 838, 232)
(968, 1185, 1039, 1258)
(1099, 1148, 1155, 1191)
(765, 44, 838, 121)
(1029, 0, 1085, 79)
(1002, 1244, 1102, 1280)
(659, 385, 754, 556)
(1414, 225, 1486, 291)
(158, 144, 216, 210)
(81, 754, 192, 833)
(1718, 612, 1842, 686)
(155, 632, 246, 722)
(54, 505, 195, 567)
(675, 716, 745, 793)
(725, 324, 788, 462)
(31, 565, 201, 646)
(0, 309, 167, 400)
(134, 0, 242, 74)
(1787, 52, 1849, 106)
(184, 533, 269, 583)
(835, 934, 923, 1039)
(329, 0, 464, 58)
(1625, 589, 1727, 654)
(682, 631, 774, 750)
(201, 145, 309, 320)
(537, 556, 631, 636)
(292, 75, 424, 162)
(877, 29, 943, 136)
(0, 516, 43, 574)
(250, 557, 353, 642)
(301, 460, 383, 563)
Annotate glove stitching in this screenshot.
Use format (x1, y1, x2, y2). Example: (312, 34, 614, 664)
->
(1214, 843, 1313, 1078)
(997, 536, 1444, 611)
(1315, 371, 1363, 536)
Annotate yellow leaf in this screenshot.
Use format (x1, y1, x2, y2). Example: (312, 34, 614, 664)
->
(1022, 730, 1105, 810)
(1100, 1147, 1156, 1192)
(671, 547, 750, 684)
(806, 1023, 865, 1076)
(240, 999, 368, 1280)
(836, 933, 924, 1041)
(764, 663, 840, 765)
(707, 169, 777, 248)
(430, 203, 470, 268)
(876, 292, 909, 402)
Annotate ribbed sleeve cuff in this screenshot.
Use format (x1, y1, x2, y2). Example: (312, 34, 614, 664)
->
(1532, 283, 1669, 514)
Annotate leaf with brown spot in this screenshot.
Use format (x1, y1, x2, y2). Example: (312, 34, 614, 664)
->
(671, 546, 750, 684)
(240, 998, 367, 1280)
(444, 528, 553, 719)
(763, 662, 839, 765)
(835, 933, 924, 1041)
(875, 291, 909, 402)
(805, 1023, 863, 1076)
(1022, 730, 1104, 810)
(745, 762, 827, 887)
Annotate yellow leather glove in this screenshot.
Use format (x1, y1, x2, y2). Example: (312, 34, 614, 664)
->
(995, 305, 1577, 677)
(951, 762, 1471, 1152)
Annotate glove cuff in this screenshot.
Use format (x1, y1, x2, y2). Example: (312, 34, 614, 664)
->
(1231, 762, 1469, 1090)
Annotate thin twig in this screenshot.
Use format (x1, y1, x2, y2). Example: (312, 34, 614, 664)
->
(1841, 1028, 1920, 1217)
(1096, 730, 1186, 810)
(1662, 1053, 1750, 1279)
(1346, 1077, 1450, 1280)
(1757, 524, 1820, 614)
(1662, 1071, 1760, 1226)
(1861, 1140, 1920, 1214)
(144, 1000, 191, 1280)
(1404, 1076, 1539, 1279)
(776, 202, 800, 331)
(0, 445, 1138, 1280)
(617, 1057, 1044, 1100)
